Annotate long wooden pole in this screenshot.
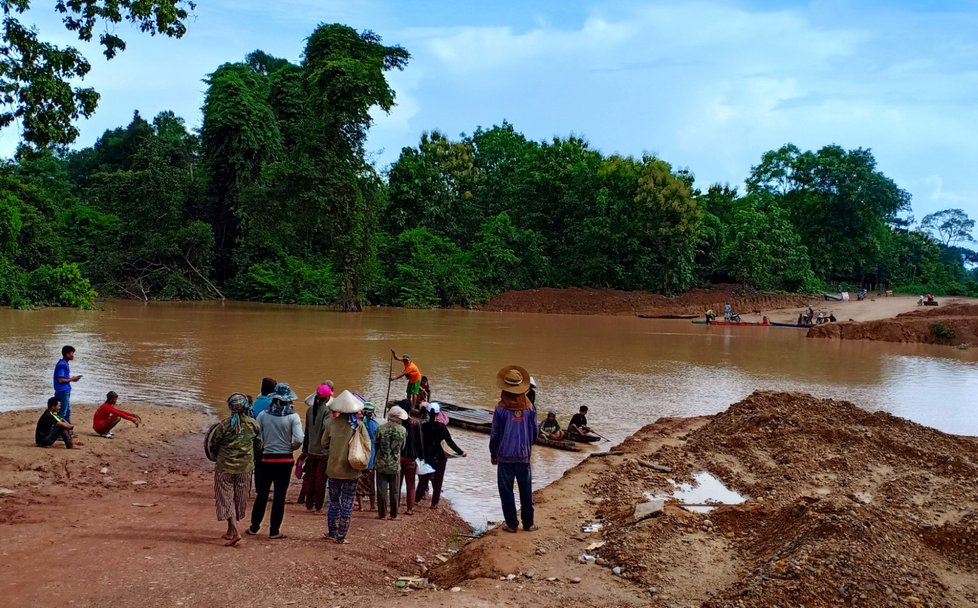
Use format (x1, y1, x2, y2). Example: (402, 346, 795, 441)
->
(383, 351, 394, 417)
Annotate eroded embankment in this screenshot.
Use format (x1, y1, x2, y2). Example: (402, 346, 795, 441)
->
(432, 391, 978, 608)
(480, 285, 811, 316)
(808, 302, 978, 346)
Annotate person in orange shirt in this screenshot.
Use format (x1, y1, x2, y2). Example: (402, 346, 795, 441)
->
(390, 351, 423, 408)
(93, 391, 142, 438)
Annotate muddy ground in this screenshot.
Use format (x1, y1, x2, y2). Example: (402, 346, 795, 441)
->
(3, 393, 976, 607)
(809, 302, 978, 346)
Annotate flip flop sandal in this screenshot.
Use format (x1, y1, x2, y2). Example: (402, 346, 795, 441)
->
(503, 526, 519, 533)
(225, 537, 242, 547)
(245, 528, 258, 536)
(269, 534, 288, 540)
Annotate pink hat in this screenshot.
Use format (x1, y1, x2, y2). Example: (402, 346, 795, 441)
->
(316, 384, 334, 398)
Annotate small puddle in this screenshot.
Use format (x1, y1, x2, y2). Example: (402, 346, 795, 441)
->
(646, 471, 746, 512)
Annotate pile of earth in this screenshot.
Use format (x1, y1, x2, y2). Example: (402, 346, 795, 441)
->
(480, 285, 810, 316)
(432, 391, 978, 607)
(590, 391, 978, 607)
(808, 302, 978, 346)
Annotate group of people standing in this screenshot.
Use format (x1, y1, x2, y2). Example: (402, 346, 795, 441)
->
(207, 370, 470, 547)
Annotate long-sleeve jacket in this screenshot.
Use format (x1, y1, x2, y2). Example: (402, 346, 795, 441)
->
(400, 417, 424, 461)
(421, 420, 463, 465)
(321, 414, 361, 480)
(489, 406, 537, 464)
(303, 401, 331, 455)
(256, 411, 303, 457)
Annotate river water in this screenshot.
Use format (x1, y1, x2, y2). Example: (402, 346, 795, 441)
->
(2, 300, 976, 526)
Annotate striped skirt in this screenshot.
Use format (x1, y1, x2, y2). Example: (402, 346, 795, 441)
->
(214, 471, 252, 521)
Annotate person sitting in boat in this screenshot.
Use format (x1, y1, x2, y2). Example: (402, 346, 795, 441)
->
(539, 410, 564, 441)
(567, 406, 591, 436)
(816, 311, 825, 324)
(705, 308, 716, 323)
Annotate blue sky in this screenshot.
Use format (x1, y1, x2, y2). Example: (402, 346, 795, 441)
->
(4, 0, 978, 221)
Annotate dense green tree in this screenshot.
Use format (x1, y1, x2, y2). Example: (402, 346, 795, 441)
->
(921, 209, 975, 248)
(0, 0, 194, 148)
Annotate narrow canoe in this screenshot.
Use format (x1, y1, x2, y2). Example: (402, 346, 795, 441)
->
(387, 400, 581, 452)
(770, 322, 812, 328)
(691, 320, 770, 327)
(565, 431, 602, 443)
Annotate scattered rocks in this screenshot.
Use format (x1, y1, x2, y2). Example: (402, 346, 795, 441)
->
(570, 577, 582, 584)
(633, 498, 664, 522)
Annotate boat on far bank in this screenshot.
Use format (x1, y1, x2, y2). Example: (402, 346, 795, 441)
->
(691, 319, 770, 327)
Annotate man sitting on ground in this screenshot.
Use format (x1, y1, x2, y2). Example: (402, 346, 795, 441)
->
(36, 397, 81, 448)
(567, 406, 591, 436)
(93, 391, 142, 438)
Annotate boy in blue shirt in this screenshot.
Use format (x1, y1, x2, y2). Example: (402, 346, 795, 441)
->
(53, 345, 82, 423)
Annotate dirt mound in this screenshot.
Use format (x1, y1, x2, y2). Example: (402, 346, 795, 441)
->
(480, 285, 810, 316)
(809, 302, 978, 345)
(432, 391, 978, 607)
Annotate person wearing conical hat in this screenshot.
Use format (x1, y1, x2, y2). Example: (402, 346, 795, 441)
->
(489, 365, 538, 533)
(209, 392, 261, 546)
(321, 390, 364, 544)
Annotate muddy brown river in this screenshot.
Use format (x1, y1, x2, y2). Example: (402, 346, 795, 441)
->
(2, 300, 976, 525)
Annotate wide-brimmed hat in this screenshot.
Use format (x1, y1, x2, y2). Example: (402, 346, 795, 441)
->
(271, 382, 297, 402)
(331, 390, 363, 414)
(387, 405, 408, 420)
(496, 365, 531, 395)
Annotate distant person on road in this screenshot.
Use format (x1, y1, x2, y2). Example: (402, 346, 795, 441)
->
(35, 396, 79, 449)
(390, 351, 423, 408)
(53, 345, 81, 424)
(298, 383, 333, 512)
(567, 405, 591, 436)
(209, 393, 261, 547)
(374, 406, 408, 520)
(92, 391, 141, 438)
(490, 364, 538, 533)
(248, 383, 302, 540)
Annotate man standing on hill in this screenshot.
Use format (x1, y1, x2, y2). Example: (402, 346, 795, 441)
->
(53, 345, 82, 424)
(390, 351, 423, 409)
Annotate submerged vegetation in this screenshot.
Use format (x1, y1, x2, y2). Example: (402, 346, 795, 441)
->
(0, 22, 975, 309)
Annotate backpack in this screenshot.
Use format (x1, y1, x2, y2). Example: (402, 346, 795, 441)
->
(348, 420, 372, 470)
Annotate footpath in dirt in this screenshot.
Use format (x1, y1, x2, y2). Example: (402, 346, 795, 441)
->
(479, 285, 810, 317)
(809, 302, 978, 346)
(0, 405, 471, 608)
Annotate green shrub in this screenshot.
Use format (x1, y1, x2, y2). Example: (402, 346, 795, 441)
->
(932, 322, 955, 342)
(0, 257, 28, 308)
(236, 255, 340, 305)
(25, 262, 97, 309)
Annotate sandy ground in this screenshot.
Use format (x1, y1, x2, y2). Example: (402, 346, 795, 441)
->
(809, 302, 978, 346)
(0, 405, 472, 608)
(758, 294, 978, 324)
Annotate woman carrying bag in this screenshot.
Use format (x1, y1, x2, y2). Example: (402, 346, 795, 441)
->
(321, 390, 366, 544)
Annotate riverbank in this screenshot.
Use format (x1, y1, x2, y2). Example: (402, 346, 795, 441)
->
(3, 395, 976, 607)
(428, 391, 978, 607)
(0, 405, 471, 607)
(808, 302, 978, 346)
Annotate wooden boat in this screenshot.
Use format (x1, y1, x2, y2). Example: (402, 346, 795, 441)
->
(770, 322, 812, 328)
(637, 313, 699, 319)
(565, 431, 602, 443)
(691, 320, 770, 327)
(386, 400, 581, 452)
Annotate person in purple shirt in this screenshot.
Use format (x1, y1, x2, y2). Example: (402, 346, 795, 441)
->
(53, 345, 82, 423)
(489, 364, 538, 533)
